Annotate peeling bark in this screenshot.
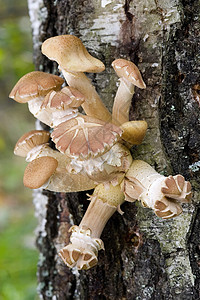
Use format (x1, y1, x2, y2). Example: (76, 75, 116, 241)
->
(27, 0, 200, 299)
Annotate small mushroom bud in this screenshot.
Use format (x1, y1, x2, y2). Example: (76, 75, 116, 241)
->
(120, 120, 148, 146)
(121, 160, 192, 219)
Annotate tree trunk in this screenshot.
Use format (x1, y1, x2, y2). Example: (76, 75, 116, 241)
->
(27, 0, 200, 299)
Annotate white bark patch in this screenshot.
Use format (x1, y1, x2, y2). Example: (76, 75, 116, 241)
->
(128, 0, 181, 35)
(32, 189, 48, 237)
(27, 0, 48, 58)
(101, 0, 112, 8)
(79, 0, 126, 48)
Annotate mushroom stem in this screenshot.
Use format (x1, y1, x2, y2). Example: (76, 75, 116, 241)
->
(112, 78, 135, 125)
(79, 196, 117, 238)
(59, 183, 125, 270)
(61, 69, 111, 122)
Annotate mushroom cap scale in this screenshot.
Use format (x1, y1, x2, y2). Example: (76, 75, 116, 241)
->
(41, 86, 85, 110)
(112, 59, 146, 89)
(14, 130, 50, 157)
(41, 35, 105, 73)
(51, 115, 123, 159)
(9, 71, 64, 103)
(23, 156, 58, 189)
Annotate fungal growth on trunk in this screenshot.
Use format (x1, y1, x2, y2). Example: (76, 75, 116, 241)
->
(112, 59, 146, 126)
(10, 35, 192, 270)
(41, 35, 111, 122)
(9, 71, 64, 125)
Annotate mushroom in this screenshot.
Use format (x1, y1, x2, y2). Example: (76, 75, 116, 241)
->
(9, 71, 64, 124)
(59, 157, 192, 270)
(41, 35, 111, 122)
(14, 130, 96, 192)
(40, 86, 85, 127)
(112, 59, 146, 126)
(10, 34, 193, 271)
(51, 115, 123, 160)
(59, 182, 124, 270)
(14, 129, 50, 158)
(121, 160, 192, 219)
(23, 156, 58, 189)
(120, 120, 148, 146)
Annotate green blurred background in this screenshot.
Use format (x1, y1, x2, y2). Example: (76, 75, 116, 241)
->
(0, 0, 39, 299)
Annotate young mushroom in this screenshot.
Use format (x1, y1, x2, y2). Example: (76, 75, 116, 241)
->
(121, 160, 192, 219)
(9, 71, 64, 124)
(59, 182, 125, 270)
(14, 130, 96, 192)
(112, 59, 146, 126)
(41, 35, 111, 122)
(14, 129, 50, 158)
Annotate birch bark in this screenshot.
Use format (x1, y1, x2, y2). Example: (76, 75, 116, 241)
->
(27, 0, 200, 299)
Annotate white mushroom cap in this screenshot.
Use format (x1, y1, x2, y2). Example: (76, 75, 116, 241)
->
(9, 71, 64, 103)
(51, 115, 123, 159)
(112, 59, 146, 89)
(14, 130, 50, 157)
(41, 35, 105, 73)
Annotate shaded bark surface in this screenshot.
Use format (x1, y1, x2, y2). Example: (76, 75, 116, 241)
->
(28, 0, 200, 299)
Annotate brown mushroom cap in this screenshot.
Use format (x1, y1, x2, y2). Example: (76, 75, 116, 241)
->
(23, 156, 58, 189)
(120, 120, 148, 145)
(112, 59, 146, 89)
(51, 115, 123, 159)
(9, 71, 64, 103)
(41, 86, 85, 110)
(14, 130, 50, 157)
(41, 35, 105, 73)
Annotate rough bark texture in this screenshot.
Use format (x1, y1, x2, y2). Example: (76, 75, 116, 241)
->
(27, 0, 200, 299)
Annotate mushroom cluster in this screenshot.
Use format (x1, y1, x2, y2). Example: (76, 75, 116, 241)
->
(10, 35, 192, 270)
